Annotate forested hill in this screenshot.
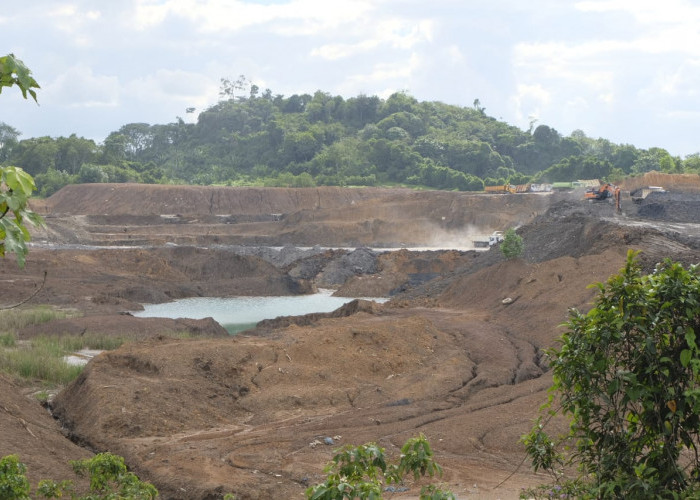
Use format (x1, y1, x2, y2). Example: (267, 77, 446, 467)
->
(1, 87, 699, 197)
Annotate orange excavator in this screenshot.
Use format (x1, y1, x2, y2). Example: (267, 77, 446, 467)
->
(584, 183, 621, 211)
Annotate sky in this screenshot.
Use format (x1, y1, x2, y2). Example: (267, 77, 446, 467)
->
(2, 0, 700, 157)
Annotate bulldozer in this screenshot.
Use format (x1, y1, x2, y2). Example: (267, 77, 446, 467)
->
(584, 183, 621, 211)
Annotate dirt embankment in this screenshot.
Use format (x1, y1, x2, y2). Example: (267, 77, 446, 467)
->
(3, 183, 700, 499)
(30, 184, 554, 248)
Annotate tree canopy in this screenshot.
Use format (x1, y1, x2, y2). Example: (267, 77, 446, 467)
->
(1, 76, 698, 195)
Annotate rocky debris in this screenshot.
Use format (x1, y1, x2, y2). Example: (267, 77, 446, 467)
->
(316, 247, 380, 286)
(634, 191, 700, 222)
(223, 244, 331, 268)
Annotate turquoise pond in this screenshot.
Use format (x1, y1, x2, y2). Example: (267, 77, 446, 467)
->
(132, 290, 388, 333)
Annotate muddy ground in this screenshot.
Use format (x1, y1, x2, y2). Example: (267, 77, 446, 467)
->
(2, 178, 700, 499)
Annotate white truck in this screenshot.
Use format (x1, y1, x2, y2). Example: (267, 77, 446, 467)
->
(488, 231, 504, 246)
(473, 231, 504, 249)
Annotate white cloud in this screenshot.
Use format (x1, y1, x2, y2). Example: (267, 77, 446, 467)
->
(509, 0, 700, 143)
(125, 69, 218, 111)
(311, 40, 380, 61)
(510, 83, 550, 125)
(49, 4, 102, 46)
(380, 18, 435, 49)
(310, 18, 434, 61)
(512, 40, 618, 113)
(45, 65, 120, 108)
(443, 45, 465, 65)
(340, 52, 425, 92)
(575, 0, 700, 25)
(132, 0, 374, 35)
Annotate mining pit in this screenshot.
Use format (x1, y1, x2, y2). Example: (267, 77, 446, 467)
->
(2, 177, 700, 499)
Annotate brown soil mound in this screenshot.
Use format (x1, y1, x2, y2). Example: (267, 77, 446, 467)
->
(619, 171, 700, 192)
(52, 307, 552, 499)
(0, 374, 91, 489)
(0, 246, 311, 314)
(18, 315, 229, 340)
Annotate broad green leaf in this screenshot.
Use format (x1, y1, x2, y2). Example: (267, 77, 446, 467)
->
(685, 327, 697, 349)
(681, 349, 692, 368)
(0, 54, 40, 102)
(3, 166, 37, 195)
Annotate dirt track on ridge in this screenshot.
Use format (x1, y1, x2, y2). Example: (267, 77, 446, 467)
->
(2, 180, 700, 499)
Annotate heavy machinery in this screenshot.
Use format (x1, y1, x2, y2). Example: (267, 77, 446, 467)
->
(630, 186, 666, 203)
(489, 231, 504, 246)
(483, 183, 532, 194)
(472, 231, 504, 249)
(484, 184, 516, 194)
(584, 183, 621, 211)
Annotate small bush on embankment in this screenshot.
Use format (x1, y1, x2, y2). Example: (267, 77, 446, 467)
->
(0, 452, 158, 499)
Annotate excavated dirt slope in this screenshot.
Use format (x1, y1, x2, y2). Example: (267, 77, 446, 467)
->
(30, 184, 553, 248)
(2, 181, 700, 499)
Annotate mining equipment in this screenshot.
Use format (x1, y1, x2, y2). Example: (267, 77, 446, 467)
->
(584, 183, 621, 211)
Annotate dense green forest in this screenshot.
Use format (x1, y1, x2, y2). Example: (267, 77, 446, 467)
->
(1, 79, 699, 197)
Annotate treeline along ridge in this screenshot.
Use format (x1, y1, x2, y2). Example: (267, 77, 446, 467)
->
(1, 80, 699, 196)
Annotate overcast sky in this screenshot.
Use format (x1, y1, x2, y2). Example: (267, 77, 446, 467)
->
(3, 0, 700, 157)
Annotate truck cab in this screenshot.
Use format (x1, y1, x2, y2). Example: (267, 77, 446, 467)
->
(489, 231, 504, 246)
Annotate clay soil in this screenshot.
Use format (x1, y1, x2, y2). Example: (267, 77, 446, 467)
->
(2, 181, 700, 499)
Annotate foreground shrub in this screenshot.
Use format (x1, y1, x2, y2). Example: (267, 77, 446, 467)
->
(0, 453, 157, 499)
(306, 434, 454, 499)
(522, 251, 700, 498)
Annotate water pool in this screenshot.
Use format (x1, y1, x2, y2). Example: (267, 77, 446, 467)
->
(133, 289, 387, 333)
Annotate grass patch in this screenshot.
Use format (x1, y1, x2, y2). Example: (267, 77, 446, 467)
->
(0, 332, 16, 347)
(0, 334, 128, 385)
(0, 305, 207, 387)
(49, 334, 126, 352)
(0, 305, 81, 331)
(0, 306, 119, 386)
(0, 347, 84, 385)
(34, 390, 50, 403)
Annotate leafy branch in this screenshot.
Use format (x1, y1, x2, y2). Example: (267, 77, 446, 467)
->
(0, 54, 40, 102)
